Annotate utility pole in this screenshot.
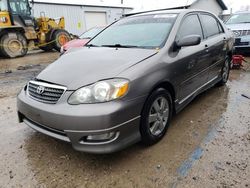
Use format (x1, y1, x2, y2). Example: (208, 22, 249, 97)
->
(121, 0, 123, 4)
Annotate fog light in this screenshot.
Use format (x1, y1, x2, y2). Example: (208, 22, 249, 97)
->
(87, 132, 117, 142)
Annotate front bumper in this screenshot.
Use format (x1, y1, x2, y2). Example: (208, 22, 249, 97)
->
(17, 88, 146, 154)
(234, 36, 250, 49)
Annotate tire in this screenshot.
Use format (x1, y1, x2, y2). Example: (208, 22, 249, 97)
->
(217, 57, 230, 86)
(51, 29, 70, 52)
(140, 88, 173, 146)
(39, 45, 54, 52)
(0, 32, 28, 58)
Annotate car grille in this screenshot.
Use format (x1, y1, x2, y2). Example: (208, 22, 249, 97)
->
(28, 81, 67, 104)
(235, 38, 249, 46)
(233, 30, 250, 37)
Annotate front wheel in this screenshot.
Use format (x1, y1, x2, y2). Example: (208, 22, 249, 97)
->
(140, 88, 173, 146)
(217, 57, 230, 86)
(52, 30, 71, 52)
(0, 32, 28, 58)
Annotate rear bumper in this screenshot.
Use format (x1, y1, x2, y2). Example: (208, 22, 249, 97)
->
(17, 88, 146, 154)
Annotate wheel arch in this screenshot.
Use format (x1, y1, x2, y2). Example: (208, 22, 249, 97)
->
(47, 28, 57, 41)
(148, 81, 177, 113)
(0, 27, 25, 38)
(227, 50, 233, 61)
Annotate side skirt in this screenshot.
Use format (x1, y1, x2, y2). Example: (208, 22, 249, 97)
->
(174, 76, 221, 114)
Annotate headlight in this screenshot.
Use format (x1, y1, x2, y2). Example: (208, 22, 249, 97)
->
(68, 79, 129, 104)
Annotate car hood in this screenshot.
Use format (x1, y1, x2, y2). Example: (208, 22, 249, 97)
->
(226, 23, 250, 31)
(63, 39, 90, 50)
(37, 47, 158, 90)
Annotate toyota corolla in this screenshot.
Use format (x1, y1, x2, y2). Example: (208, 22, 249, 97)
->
(17, 9, 233, 154)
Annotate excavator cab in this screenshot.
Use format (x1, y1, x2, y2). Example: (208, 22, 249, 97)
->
(0, 0, 34, 27)
(8, 0, 35, 27)
(0, 0, 71, 58)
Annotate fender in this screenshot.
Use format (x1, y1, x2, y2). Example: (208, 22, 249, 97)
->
(47, 28, 58, 41)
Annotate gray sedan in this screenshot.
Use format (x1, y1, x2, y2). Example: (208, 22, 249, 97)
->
(17, 9, 233, 154)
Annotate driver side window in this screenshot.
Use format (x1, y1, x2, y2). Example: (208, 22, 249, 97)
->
(176, 14, 203, 41)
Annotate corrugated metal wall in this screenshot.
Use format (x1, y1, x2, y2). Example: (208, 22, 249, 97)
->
(32, 3, 132, 36)
(33, 4, 85, 35)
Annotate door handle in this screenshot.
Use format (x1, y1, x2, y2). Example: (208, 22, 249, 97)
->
(205, 45, 209, 52)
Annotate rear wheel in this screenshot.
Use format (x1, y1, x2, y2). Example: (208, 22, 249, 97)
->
(217, 57, 230, 86)
(52, 30, 70, 52)
(140, 88, 173, 146)
(0, 32, 28, 58)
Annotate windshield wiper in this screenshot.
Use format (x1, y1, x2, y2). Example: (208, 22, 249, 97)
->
(101, 44, 140, 48)
(86, 44, 100, 47)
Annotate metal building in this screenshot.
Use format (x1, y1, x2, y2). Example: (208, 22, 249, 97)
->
(32, 1, 133, 35)
(128, 0, 227, 17)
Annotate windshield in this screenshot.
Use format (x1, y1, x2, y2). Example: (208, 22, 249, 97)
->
(80, 28, 103, 39)
(0, 0, 8, 11)
(88, 14, 177, 49)
(226, 13, 250, 24)
(9, 0, 31, 15)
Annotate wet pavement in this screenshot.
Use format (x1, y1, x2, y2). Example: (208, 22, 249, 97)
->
(0, 52, 249, 188)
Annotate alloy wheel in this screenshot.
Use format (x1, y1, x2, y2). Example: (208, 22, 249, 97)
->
(148, 97, 169, 136)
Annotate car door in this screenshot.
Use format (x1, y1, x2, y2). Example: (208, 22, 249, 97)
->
(199, 14, 227, 81)
(174, 14, 210, 104)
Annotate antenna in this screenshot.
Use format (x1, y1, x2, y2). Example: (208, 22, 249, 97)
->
(185, 0, 189, 8)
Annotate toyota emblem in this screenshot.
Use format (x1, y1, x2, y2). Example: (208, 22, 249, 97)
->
(36, 86, 45, 95)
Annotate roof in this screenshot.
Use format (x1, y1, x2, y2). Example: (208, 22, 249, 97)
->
(127, 0, 227, 15)
(136, 9, 193, 16)
(30, 0, 133, 9)
(126, 9, 214, 17)
(126, 8, 189, 17)
(188, 0, 227, 10)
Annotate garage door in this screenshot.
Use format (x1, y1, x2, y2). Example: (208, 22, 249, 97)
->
(85, 11, 107, 30)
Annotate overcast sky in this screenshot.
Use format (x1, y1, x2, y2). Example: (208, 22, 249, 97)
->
(125, 0, 250, 12)
(36, 0, 250, 13)
(91, 0, 250, 12)
(219, 0, 250, 12)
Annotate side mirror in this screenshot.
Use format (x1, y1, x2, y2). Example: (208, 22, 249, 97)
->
(175, 35, 201, 48)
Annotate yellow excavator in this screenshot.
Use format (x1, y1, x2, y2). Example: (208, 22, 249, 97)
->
(0, 0, 71, 58)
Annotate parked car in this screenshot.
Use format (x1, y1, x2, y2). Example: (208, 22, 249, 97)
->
(60, 27, 103, 54)
(226, 11, 250, 53)
(17, 9, 233, 154)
